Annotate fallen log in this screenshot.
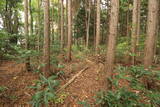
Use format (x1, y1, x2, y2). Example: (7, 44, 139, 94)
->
(56, 67, 89, 93)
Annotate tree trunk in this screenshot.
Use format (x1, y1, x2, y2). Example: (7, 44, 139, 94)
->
(29, 0, 33, 35)
(67, 0, 72, 61)
(24, 0, 30, 71)
(95, 0, 100, 54)
(37, 0, 41, 52)
(65, 0, 68, 47)
(86, 1, 91, 48)
(144, 0, 159, 68)
(60, 0, 64, 49)
(43, 0, 50, 74)
(105, 0, 119, 89)
(131, 0, 141, 65)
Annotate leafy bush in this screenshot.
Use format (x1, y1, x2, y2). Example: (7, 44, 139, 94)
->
(95, 65, 160, 107)
(30, 74, 60, 107)
(96, 88, 142, 107)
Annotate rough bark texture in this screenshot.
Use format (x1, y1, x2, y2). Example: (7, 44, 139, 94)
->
(131, 0, 141, 65)
(60, 0, 64, 49)
(95, 0, 100, 54)
(105, 0, 119, 89)
(86, 1, 91, 48)
(29, 0, 33, 35)
(43, 0, 50, 73)
(65, 0, 68, 46)
(144, 0, 159, 68)
(37, 0, 41, 52)
(24, 0, 30, 71)
(67, 0, 72, 61)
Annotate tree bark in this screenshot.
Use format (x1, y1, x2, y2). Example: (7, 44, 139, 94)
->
(37, 0, 41, 52)
(24, 0, 30, 71)
(86, 1, 91, 48)
(67, 0, 72, 61)
(29, 0, 33, 35)
(43, 0, 50, 74)
(60, 0, 64, 49)
(95, 0, 100, 54)
(131, 0, 141, 65)
(144, 0, 159, 68)
(105, 0, 119, 89)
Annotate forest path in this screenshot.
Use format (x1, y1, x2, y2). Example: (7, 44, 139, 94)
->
(0, 59, 107, 106)
(62, 59, 107, 106)
(0, 61, 38, 105)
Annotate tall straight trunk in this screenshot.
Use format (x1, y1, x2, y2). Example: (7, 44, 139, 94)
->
(65, 0, 68, 46)
(60, 0, 64, 49)
(67, 0, 72, 61)
(136, 1, 141, 46)
(29, 0, 33, 35)
(131, 0, 141, 65)
(105, 0, 119, 89)
(43, 0, 50, 73)
(95, 0, 100, 54)
(37, 0, 41, 52)
(58, 0, 61, 41)
(86, 1, 91, 48)
(24, 0, 30, 71)
(144, 0, 159, 68)
(93, 0, 96, 48)
(51, 1, 54, 45)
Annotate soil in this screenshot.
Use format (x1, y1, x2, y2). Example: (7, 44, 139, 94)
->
(0, 58, 107, 107)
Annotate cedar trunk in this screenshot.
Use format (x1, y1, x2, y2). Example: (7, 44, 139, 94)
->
(131, 0, 141, 65)
(105, 0, 119, 89)
(144, 0, 159, 68)
(24, 0, 30, 71)
(95, 0, 100, 54)
(60, 0, 64, 49)
(67, 0, 72, 61)
(43, 0, 50, 73)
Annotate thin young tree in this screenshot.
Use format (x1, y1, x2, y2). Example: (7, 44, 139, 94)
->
(24, 0, 30, 71)
(105, 0, 119, 89)
(43, 0, 50, 73)
(29, 0, 33, 35)
(67, 0, 72, 61)
(60, 0, 64, 49)
(95, 0, 100, 54)
(86, 0, 91, 48)
(37, 0, 41, 52)
(144, 0, 159, 68)
(65, 0, 68, 46)
(131, 0, 141, 65)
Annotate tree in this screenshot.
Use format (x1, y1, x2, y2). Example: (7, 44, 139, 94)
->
(29, 0, 33, 35)
(95, 0, 100, 54)
(131, 0, 141, 65)
(105, 0, 119, 89)
(144, 0, 159, 68)
(85, 0, 91, 48)
(60, 0, 64, 49)
(24, 0, 30, 71)
(67, 0, 72, 61)
(43, 0, 50, 74)
(37, 0, 41, 52)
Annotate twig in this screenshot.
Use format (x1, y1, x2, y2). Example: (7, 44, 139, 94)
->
(56, 67, 89, 93)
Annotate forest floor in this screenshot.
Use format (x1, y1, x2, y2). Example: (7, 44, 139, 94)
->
(0, 56, 107, 107)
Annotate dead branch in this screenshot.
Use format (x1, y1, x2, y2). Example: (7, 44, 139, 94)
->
(56, 67, 89, 93)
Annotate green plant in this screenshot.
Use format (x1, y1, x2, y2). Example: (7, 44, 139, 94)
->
(30, 74, 60, 107)
(78, 100, 90, 107)
(96, 88, 142, 107)
(95, 65, 160, 107)
(0, 86, 7, 93)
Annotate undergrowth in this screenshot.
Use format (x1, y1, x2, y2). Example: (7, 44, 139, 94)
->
(95, 65, 160, 107)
